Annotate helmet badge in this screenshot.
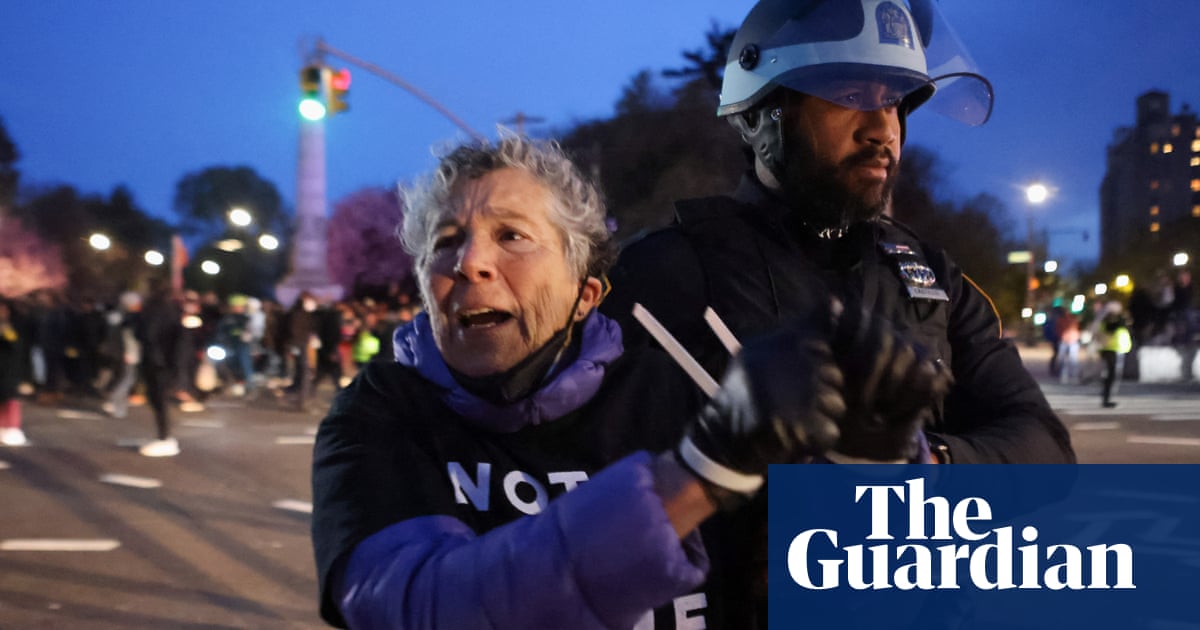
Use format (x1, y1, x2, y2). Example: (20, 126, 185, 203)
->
(876, 2, 916, 50)
(738, 44, 760, 71)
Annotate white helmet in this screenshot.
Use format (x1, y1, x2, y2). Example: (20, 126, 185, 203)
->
(720, 0, 992, 177)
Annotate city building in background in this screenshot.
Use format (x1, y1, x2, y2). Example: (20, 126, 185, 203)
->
(1100, 90, 1200, 265)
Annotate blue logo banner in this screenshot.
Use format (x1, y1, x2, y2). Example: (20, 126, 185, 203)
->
(768, 465, 1200, 629)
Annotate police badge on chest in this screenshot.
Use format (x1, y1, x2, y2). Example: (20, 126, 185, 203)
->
(880, 242, 949, 302)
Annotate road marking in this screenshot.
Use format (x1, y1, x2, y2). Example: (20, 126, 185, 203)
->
(203, 400, 245, 409)
(1151, 414, 1200, 422)
(1128, 435, 1200, 447)
(181, 419, 225, 429)
(1072, 421, 1121, 431)
(56, 410, 106, 420)
(275, 436, 315, 445)
(1, 539, 121, 551)
(272, 499, 312, 514)
(99, 473, 162, 489)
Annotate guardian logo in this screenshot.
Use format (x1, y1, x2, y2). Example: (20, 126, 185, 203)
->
(786, 478, 1135, 591)
(768, 465, 1198, 629)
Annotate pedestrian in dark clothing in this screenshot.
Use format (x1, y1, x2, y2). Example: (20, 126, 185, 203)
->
(284, 292, 319, 409)
(136, 284, 184, 457)
(311, 304, 344, 392)
(0, 300, 28, 446)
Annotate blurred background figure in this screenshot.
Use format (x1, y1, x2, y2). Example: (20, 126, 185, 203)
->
(0, 300, 28, 446)
(102, 291, 143, 419)
(136, 281, 184, 456)
(217, 294, 253, 396)
(1056, 309, 1082, 385)
(1095, 301, 1133, 408)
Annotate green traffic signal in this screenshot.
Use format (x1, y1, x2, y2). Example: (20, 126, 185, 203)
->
(299, 97, 327, 121)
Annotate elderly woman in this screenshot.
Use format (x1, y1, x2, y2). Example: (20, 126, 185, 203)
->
(311, 136, 941, 629)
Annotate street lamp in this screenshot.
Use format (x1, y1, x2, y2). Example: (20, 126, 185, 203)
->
(228, 207, 253, 228)
(144, 250, 165, 266)
(1023, 182, 1050, 339)
(258, 233, 280, 251)
(1114, 274, 1131, 289)
(200, 260, 221, 275)
(89, 233, 111, 251)
(1043, 260, 1058, 274)
(1174, 252, 1190, 267)
(1094, 283, 1108, 296)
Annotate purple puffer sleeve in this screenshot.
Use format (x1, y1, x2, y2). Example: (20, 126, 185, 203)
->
(338, 451, 708, 629)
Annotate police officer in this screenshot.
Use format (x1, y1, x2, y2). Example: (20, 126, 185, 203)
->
(602, 3, 1075, 623)
(605, 0, 1073, 467)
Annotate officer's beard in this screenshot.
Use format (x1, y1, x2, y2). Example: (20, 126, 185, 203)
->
(779, 143, 899, 238)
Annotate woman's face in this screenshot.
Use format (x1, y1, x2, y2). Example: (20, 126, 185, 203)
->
(423, 168, 601, 376)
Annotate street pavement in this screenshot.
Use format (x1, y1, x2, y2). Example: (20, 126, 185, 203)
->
(1, 348, 1199, 628)
(1017, 342, 1200, 463)
(0, 389, 328, 629)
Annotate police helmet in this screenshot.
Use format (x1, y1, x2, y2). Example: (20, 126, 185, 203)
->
(721, 0, 993, 175)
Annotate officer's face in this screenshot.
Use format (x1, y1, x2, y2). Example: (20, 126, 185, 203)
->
(421, 168, 601, 377)
(778, 84, 903, 231)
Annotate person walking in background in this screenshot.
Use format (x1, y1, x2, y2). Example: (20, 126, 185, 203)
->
(1044, 306, 1064, 376)
(1056, 309, 1082, 384)
(0, 300, 28, 447)
(283, 291, 319, 410)
(102, 291, 143, 419)
(1096, 301, 1133, 408)
(136, 282, 184, 457)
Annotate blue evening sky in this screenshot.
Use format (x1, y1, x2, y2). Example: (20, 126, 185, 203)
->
(2, 1, 1198, 268)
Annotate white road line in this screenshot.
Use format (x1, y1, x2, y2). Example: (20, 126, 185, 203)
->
(56, 410, 106, 420)
(1128, 436, 1200, 447)
(1151, 414, 1200, 422)
(1072, 421, 1122, 431)
(99, 473, 162, 489)
(203, 400, 245, 409)
(275, 436, 316, 445)
(181, 419, 225, 429)
(272, 499, 313, 514)
(1, 539, 121, 551)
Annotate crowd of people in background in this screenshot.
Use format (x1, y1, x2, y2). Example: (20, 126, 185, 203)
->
(0, 283, 422, 453)
(1043, 267, 1195, 405)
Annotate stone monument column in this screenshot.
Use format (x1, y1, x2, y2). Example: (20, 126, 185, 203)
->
(276, 117, 344, 307)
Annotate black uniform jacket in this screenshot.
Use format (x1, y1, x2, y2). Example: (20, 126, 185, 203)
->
(602, 175, 1075, 465)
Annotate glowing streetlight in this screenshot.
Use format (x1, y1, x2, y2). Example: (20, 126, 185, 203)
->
(89, 233, 112, 251)
(1043, 260, 1058, 274)
(1114, 274, 1131, 289)
(200, 260, 221, 275)
(144, 250, 165, 266)
(228, 207, 253, 228)
(1174, 252, 1190, 267)
(258, 233, 280, 251)
(1094, 283, 1108, 296)
(1025, 183, 1049, 204)
(1021, 307, 1033, 319)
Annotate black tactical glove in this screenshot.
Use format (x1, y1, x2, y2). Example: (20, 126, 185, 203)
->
(828, 300, 953, 462)
(676, 324, 845, 511)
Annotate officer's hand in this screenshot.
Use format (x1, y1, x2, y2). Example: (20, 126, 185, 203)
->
(829, 302, 953, 462)
(676, 324, 845, 511)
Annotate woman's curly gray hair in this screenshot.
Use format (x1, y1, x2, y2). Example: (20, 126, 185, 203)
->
(399, 135, 615, 288)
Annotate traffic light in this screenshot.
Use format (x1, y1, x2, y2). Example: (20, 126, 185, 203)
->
(328, 68, 351, 115)
(299, 65, 326, 121)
